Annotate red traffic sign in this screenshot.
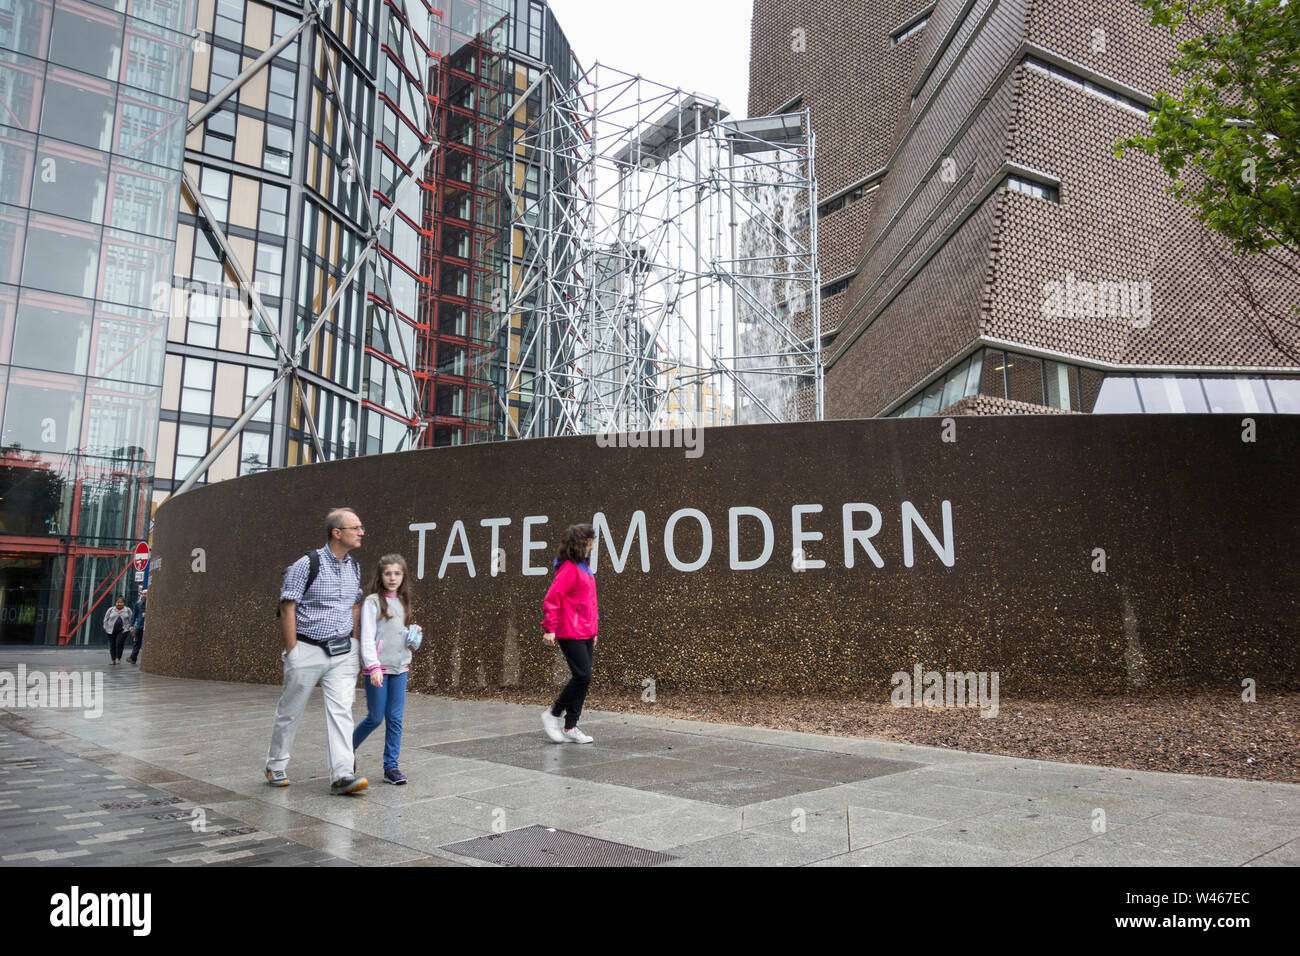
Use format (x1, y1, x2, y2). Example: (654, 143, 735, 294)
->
(133, 542, 150, 572)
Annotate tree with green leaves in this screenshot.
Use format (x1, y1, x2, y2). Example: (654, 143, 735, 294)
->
(1116, 0, 1300, 359)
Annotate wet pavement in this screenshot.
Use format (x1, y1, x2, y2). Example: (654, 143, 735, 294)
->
(1, 648, 1297, 867)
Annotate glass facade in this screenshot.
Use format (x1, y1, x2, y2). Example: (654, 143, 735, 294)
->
(416, 0, 579, 447)
(0, 0, 194, 645)
(892, 347, 1300, 417)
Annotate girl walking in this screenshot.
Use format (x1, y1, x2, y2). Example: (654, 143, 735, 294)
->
(353, 554, 422, 784)
(541, 523, 598, 744)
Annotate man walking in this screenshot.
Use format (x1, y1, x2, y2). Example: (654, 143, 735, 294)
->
(128, 589, 146, 664)
(266, 508, 368, 794)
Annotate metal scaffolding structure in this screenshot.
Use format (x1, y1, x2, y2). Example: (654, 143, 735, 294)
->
(172, 0, 433, 496)
(496, 62, 821, 439)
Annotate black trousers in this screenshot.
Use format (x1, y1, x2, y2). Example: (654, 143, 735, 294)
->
(129, 630, 142, 662)
(109, 630, 127, 661)
(551, 638, 595, 729)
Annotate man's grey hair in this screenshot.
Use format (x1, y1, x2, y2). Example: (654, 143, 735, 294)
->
(326, 508, 358, 542)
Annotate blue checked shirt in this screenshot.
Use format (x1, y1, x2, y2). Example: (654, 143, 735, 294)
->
(280, 546, 363, 640)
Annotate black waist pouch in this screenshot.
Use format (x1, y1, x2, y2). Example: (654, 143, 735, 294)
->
(299, 635, 355, 657)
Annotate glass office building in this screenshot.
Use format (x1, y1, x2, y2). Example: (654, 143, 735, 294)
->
(0, 0, 195, 644)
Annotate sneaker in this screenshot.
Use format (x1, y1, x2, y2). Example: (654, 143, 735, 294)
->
(384, 767, 407, 785)
(562, 727, 594, 744)
(541, 708, 565, 743)
(265, 768, 290, 787)
(330, 774, 368, 795)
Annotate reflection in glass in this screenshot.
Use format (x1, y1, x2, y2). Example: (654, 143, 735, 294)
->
(49, 0, 123, 81)
(0, 0, 54, 59)
(23, 212, 100, 296)
(123, 19, 188, 101)
(106, 156, 178, 237)
(1, 367, 85, 453)
(40, 67, 115, 151)
(0, 127, 36, 206)
(0, 449, 73, 536)
(1005, 353, 1043, 405)
(98, 227, 170, 308)
(0, 51, 46, 132)
(1135, 376, 1183, 413)
(0, 203, 26, 285)
(1042, 360, 1070, 410)
(1092, 375, 1142, 413)
(89, 302, 166, 386)
(31, 138, 108, 223)
(980, 349, 1006, 398)
(115, 88, 185, 167)
(1265, 378, 1300, 414)
(127, 0, 199, 34)
(11, 290, 93, 374)
(76, 454, 146, 546)
(239, 429, 269, 475)
(82, 377, 160, 459)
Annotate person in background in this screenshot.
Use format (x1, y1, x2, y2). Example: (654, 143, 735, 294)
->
(103, 597, 132, 666)
(540, 523, 599, 744)
(128, 589, 147, 665)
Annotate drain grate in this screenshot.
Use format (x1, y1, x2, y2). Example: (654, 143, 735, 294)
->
(100, 796, 183, 810)
(441, 825, 678, 867)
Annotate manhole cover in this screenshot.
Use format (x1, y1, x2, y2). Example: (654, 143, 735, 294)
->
(441, 825, 677, 867)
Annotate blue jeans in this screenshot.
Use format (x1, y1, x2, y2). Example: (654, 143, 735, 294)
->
(352, 671, 407, 770)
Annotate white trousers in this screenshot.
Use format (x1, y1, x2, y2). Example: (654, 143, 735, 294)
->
(266, 640, 359, 782)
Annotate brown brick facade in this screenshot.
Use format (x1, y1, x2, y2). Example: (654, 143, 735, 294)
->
(750, 0, 1300, 418)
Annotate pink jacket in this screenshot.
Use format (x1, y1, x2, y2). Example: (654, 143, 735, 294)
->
(542, 559, 598, 639)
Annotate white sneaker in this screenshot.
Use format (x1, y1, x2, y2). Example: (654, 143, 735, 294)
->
(541, 708, 565, 743)
(562, 727, 594, 744)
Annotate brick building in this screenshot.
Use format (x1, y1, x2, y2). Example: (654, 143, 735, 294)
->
(749, 0, 1300, 418)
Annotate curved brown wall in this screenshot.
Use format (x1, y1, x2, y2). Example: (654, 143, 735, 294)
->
(146, 416, 1300, 695)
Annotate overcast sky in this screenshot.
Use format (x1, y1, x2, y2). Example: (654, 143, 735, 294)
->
(544, 0, 754, 119)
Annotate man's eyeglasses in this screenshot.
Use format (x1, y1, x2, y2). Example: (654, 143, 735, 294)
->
(342, 525, 365, 532)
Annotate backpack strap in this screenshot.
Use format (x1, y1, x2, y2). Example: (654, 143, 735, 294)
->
(302, 550, 321, 598)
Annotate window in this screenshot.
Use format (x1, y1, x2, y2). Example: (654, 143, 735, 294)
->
(174, 423, 209, 483)
(213, 0, 243, 44)
(185, 291, 218, 347)
(259, 183, 287, 234)
(891, 16, 929, 46)
(180, 358, 213, 413)
(200, 167, 230, 223)
(1005, 175, 1059, 202)
(209, 47, 240, 101)
(821, 276, 851, 298)
(203, 106, 236, 161)
(264, 123, 292, 175)
(268, 65, 295, 119)
(819, 177, 879, 217)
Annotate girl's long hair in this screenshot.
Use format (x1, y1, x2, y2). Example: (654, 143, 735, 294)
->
(554, 523, 595, 566)
(368, 553, 412, 621)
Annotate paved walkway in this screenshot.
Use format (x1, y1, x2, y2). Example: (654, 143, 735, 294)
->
(1, 648, 1297, 866)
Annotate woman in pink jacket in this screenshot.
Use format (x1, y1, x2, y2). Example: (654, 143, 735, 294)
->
(540, 523, 598, 744)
